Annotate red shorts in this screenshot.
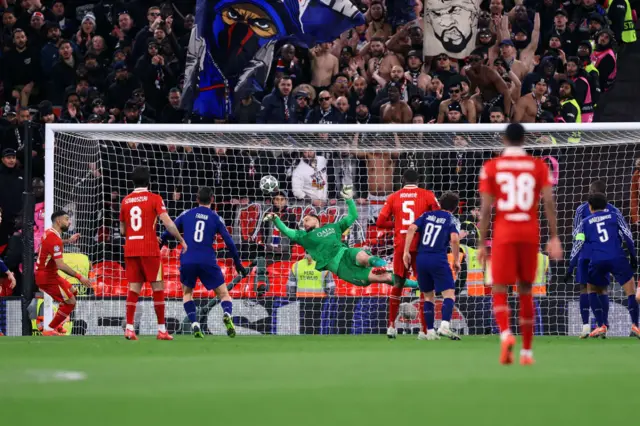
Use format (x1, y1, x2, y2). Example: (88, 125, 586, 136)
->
(491, 242, 538, 285)
(36, 275, 76, 303)
(125, 256, 162, 283)
(0, 278, 13, 297)
(393, 248, 417, 279)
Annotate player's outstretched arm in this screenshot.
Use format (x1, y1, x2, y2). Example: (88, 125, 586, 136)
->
(541, 185, 562, 260)
(403, 224, 418, 269)
(217, 221, 248, 276)
(265, 213, 299, 242)
(54, 258, 92, 287)
(617, 213, 638, 267)
(159, 213, 187, 253)
(160, 213, 184, 245)
(338, 188, 358, 232)
(375, 198, 394, 229)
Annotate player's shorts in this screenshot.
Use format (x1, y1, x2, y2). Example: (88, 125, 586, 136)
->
(125, 256, 162, 283)
(415, 253, 455, 294)
(180, 263, 225, 291)
(393, 245, 417, 279)
(576, 258, 591, 286)
(335, 248, 372, 287)
(36, 275, 76, 303)
(587, 257, 633, 287)
(491, 242, 538, 285)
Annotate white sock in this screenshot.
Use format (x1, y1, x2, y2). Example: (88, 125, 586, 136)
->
(158, 324, 166, 333)
(520, 349, 533, 358)
(192, 322, 200, 329)
(126, 324, 134, 331)
(440, 320, 450, 330)
(500, 330, 512, 341)
(582, 324, 591, 333)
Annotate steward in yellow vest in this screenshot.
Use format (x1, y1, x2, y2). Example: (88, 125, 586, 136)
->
(287, 255, 335, 297)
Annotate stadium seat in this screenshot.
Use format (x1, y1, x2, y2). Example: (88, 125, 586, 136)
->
(93, 261, 128, 296)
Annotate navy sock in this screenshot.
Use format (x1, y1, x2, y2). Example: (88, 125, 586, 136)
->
(221, 300, 233, 316)
(598, 294, 610, 327)
(579, 293, 590, 325)
(424, 301, 435, 330)
(183, 300, 197, 324)
(627, 295, 639, 326)
(442, 298, 454, 323)
(589, 293, 604, 327)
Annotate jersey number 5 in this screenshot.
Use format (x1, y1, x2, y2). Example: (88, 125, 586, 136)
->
(596, 222, 609, 242)
(496, 172, 535, 211)
(401, 200, 415, 234)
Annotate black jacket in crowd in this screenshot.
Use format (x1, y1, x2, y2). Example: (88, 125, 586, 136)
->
(0, 163, 23, 246)
(304, 106, 345, 124)
(257, 88, 297, 124)
(2, 45, 42, 91)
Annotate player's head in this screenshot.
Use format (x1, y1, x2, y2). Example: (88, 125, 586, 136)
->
(588, 192, 608, 212)
(302, 214, 320, 232)
(439, 192, 460, 213)
(503, 123, 525, 146)
(589, 180, 607, 196)
(131, 166, 150, 188)
(197, 187, 213, 206)
(51, 210, 70, 232)
(402, 169, 419, 186)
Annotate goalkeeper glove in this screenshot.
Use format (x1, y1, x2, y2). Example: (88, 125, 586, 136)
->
(631, 256, 638, 270)
(340, 185, 353, 200)
(236, 262, 249, 277)
(563, 269, 574, 285)
(263, 213, 277, 222)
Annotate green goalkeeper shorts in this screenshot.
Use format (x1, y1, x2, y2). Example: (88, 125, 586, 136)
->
(335, 248, 372, 287)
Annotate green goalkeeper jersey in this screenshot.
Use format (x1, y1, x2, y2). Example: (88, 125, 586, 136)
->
(273, 198, 358, 272)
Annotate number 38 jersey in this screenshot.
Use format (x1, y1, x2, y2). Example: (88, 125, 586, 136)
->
(479, 148, 551, 244)
(119, 188, 166, 257)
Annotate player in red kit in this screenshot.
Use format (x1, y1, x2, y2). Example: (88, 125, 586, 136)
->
(120, 167, 186, 341)
(478, 123, 562, 365)
(377, 169, 440, 339)
(35, 210, 92, 336)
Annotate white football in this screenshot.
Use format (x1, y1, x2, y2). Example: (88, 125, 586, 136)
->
(260, 175, 279, 194)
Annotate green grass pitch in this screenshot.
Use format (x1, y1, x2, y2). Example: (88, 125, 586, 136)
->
(1, 335, 637, 426)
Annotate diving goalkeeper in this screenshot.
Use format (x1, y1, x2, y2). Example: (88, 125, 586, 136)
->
(264, 186, 416, 287)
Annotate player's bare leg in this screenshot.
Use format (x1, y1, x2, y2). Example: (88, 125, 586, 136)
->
(579, 284, 591, 338)
(437, 289, 460, 340)
(518, 283, 535, 365)
(182, 286, 203, 338)
(387, 275, 403, 339)
(587, 284, 607, 338)
(151, 280, 172, 340)
(620, 278, 640, 338)
(125, 282, 142, 340)
(43, 296, 76, 336)
(418, 290, 440, 341)
(492, 284, 515, 365)
(214, 285, 235, 338)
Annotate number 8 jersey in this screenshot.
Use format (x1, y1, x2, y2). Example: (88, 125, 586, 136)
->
(120, 188, 167, 257)
(479, 147, 551, 244)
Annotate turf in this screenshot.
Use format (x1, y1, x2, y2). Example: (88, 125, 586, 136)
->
(1, 335, 638, 426)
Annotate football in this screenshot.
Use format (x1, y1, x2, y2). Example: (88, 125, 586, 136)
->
(260, 175, 279, 194)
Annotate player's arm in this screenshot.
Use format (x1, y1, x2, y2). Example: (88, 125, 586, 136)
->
(567, 220, 586, 277)
(450, 219, 461, 274)
(217, 219, 248, 276)
(403, 224, 418, 268)
(159, 212, 187, 252)
(0, 260, 16, 289)
(54, 257, 92, 287)
(375, 198, 394, 228)
(617, 211, 637, 266)
(477, 192, 493, 249)
(267, 215, 300, 242)
(572, 203, 586, 237)
(160, 214, 184, 245)
(338, 193, 358, 232)
(541, 184, 562, 260)
(119, 221, 126, 237)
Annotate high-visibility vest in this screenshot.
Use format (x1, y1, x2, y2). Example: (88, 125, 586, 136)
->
(461, 244, 489, 296)
(591, 48, 617, 91)
(607, 0, 637, 43)
(291, 259, 327, 297)
(484, 252, 549, 296)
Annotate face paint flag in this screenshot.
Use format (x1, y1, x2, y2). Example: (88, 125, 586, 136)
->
(423, 0, 480, 59)
(182, 0, 365, 121)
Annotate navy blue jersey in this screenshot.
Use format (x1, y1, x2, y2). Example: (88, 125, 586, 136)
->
(414, 210, 459, 255)
(162, 206, 241, 266)
(572, 202, 626, 259)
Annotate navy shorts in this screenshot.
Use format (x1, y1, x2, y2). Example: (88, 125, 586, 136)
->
(180, 263, 225, 290)
(576, 258, 591, 286)
(587, 257, 633, 287)
(416, 254, 455, 294)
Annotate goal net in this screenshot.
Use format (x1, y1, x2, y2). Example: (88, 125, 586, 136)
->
(32, 123, 640, 337)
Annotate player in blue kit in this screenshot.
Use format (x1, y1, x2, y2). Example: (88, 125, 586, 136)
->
(568, 192, 640, 339)
(565, 180, 630, 338)
(403, 192, 462, 341)
(161, 188, 248, 338)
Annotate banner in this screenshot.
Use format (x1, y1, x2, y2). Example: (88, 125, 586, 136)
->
(423, 0, 481, 59)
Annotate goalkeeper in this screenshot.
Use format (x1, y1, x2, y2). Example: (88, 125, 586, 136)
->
(264, 186, 416, 287)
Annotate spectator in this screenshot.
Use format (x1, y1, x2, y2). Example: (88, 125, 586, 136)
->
(566, 56, 595, 122)
(257, 75, 297, 124)
(131, 88, 156, 121)
(50, 0, 76, 39)
(178, 14, 194, 49)
(380, 84, 413, 123)
(558, 79, 581, 122)
(84, 52, 108, 92)
(3, 29, 41, 107)
(287, 253, 335, 297)
(294, 91, 311, 123)
(546, 9, 576, 56)
(438, 81, 476, 123)
(233, 89, 261, 124)
(366, 0, 392, 40)
(372, 65, 421, 113)
(41, 21, 67, 75)
(404, 50, 430, 92)
(121, 99, 154, 123)
(112, 12, 137, 52)
(2, 107, 34, 150)
(60, 90, 84, 123)
(465, 48, 513, 120)
(336, 96, 350, 120)
(161, 88, 186, 123)
(367, 37, 402, 84)
(571, 0, 606, 39)
(305, 91, 344, 124)
(444, 101, 467, 124)
(330, 73, 350, 100)
(27, 11, 46, 50)
(350, 103, 379, 124)
(514, 78, 548, 123)
(431, 53, 457, 90)
(2, 9, 18, 53)
(133, 6, 163, 60)
(90, 97, 111, 123)
(592, 29, 617, 93)
(310, 42, 338, 92)
(292, 151, 329, 206)
(76, 12, 96, 55)
(0, 148, 22, 248)
(48, 39, 77, 104)
(348, 76, 375, 116)
(273, 44, 302, 88)
(489, 106, 507, 123)
(608, 0, 637, 45)
(521, 56, 558, 96)
(107, 61, 140, 116)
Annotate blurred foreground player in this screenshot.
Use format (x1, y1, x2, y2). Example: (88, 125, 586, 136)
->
(403, 192, 462, 341)
(478, 123, 562, 365)
(569, 193, 639, 339)
(35, 211, 92, 336)
(377, 169, 440, 340)
(161, 187, 248, 338)
(120, 167, 186, 341)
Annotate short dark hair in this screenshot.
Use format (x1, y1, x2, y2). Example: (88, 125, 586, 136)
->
(505, 123, 525, 145)
(489, 106, 504, 115)
(169, 87, 180, 95)
(588, 192, 608, 211)
(279, 75, 292, 82)
(589, 180, 607, 195)
(403, 169, 419, 185)
(371, 36, 385, 44)
(197, 187, 213, 205)
(131, 166, 150, 187)
(439, 192, 460, 212)
(51, 210, 68, 222)
(59, 39, 72, 48)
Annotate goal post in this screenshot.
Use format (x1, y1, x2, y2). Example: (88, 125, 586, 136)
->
(40, 122, 640, 336)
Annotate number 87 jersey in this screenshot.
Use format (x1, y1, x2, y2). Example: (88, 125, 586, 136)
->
(478, 148, 551, 244)
(120, 188, 167, 257)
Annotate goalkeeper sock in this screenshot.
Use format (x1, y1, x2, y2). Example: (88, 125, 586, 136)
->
(598, 294, 610, 327)
(492, 291, 511, 334)
(388, 287, 402, 328)
(519, 293, 534, 351)
(368, 256, 386, 267)
(184, 300, 197, 324)
(221, 300, 233, 316)
(126, 290, 139, 327)
(589, 293, 604, 327)
(152, 290, 166, 329)
(49, 303, 74, 330)
(423, 301, 435, 331)
(627, 295, 639, 326)
(579, 293, 590, 325)
(441, 298, 454, 323)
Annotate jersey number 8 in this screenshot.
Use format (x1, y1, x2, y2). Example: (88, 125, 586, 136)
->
(194, 220, 206, 243)
(496, 172, 535, 211)
(130, 206, 142, 231)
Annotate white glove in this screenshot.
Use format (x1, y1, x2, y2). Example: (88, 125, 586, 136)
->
(263, 213, 277, 222)
(340, 185, 353, 200)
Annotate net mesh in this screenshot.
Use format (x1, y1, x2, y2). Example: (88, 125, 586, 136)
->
(40, 126, 640, 337)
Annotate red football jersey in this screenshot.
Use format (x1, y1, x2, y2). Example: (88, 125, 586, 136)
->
(478, 148, 551, 244)
(36, 228, 63, 277)
(377, 185, 440, 250)
(119, 188, 167, 257)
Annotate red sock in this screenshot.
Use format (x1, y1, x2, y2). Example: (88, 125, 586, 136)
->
(388, 287, 402, 327)
(126, 290, 139, 325)
(153, 290, 166, 325)
(519, 293, 534, 350)
(492, 292, 511, 334)
(49, 303, 75, 329)
(418, 293, 426, 334)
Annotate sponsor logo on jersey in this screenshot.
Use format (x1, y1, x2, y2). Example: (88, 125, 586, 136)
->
(54, 246, 60, 252)
(316, 228, 336, 238)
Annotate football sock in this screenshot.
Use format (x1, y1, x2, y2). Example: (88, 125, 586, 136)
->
(126, 290, 139, 327)
(184, 300, 197, 324)
(598, 294, 610, 327)
(579, 293, 590, 325)
(441, 298, 454, 323)
(589, 293, 604, 327)
(492, 291, 511, 334)
(424, 301, 435, 331)
(49, 303, 75, 330)
(368, 256, 386, 267)
(519, 293, 534, 351)
(627, 295, 639, 326)
(221, 300, 233, 316)
(388, 286, 402, 327)
(152, 290, 166, 329)
(418, 293, 426, 333)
